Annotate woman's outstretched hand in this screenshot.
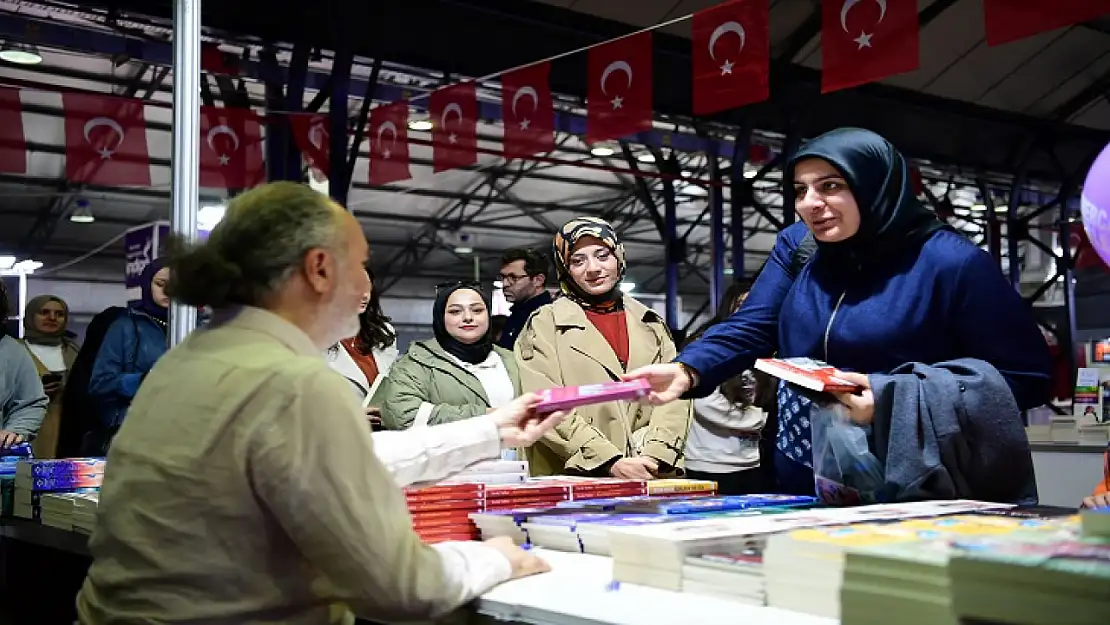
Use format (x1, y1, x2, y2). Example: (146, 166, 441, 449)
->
(623, 363, 693, 405)
(830, 371, 875, 426)
(488, 392, 566, 447)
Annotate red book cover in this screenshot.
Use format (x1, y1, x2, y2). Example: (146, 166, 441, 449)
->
(535, 379, 651, 414)
(754, 357, 863, 393)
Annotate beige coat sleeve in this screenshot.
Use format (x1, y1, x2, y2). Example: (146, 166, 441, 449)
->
(639, 332, 692, 469)
(515, 308, 623, 473)
(247, 366, 509, 621)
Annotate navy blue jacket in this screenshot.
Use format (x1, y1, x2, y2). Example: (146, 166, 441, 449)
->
(88, 309, 168, 428)
(497, 290, 553, 350)
(678, 222, 1052, 411)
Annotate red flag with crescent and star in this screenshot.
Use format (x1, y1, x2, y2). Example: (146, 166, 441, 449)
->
(288, 113, 330, 178)
(587, 31, 653, 144)
(691, 0, 769, 115)
(0, 87, 26, 174)
(820, 0, 919, 93)
(62, 92, 151, 186)
(501, 62, 555, 159)
(368, 101, 412, 185)
(984, 0, 1110, 46)
(199, 106, 264, 189)
(430, 82, 479, 173)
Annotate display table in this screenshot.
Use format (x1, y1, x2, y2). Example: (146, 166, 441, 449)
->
(1030, 442, 1106, 507)
(476, 549, 836, 625)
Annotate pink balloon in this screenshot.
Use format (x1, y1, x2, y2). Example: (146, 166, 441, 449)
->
(1082, 142, 1110, 267)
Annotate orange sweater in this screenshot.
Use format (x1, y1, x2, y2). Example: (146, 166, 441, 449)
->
(1096, 445, 1110, 497)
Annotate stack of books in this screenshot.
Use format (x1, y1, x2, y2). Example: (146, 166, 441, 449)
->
(404, 483, 484, 543)
(9, 458, 105, 524)
(439, 459, 530, 485)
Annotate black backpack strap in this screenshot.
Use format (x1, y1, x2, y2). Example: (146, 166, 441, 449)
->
(787, 231, 818, 279)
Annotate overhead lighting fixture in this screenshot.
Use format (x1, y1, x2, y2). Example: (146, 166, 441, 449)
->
(0, 255, 15, 270)
(724, 267, 735, 275)
(969, 204, 987, 212)
(198, 204, 227, 231)
(637, 152, 656, 163)
(408, 119, 433, 131)
(12, 260, 43, 274)
(70, 200, 95, 223)
(0, 42, 42, 65)
(619, 281, 636, 293)
(743, 168, 758, 179)
(590, 146, 615, 157)
(454, 246, 474, 255)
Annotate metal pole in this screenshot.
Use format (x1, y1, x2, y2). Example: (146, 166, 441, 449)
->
(168, 0, 200, 347)
(730, 130, 751, 279)
(661, 156, 679, 332)
(709, 143, 726, 308)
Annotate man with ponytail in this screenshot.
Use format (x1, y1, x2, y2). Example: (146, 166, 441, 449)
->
(76, 182, 560, 625)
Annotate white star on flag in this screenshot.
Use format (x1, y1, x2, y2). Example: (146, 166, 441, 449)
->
(520, 119, 531, 130)
(448, 133, 458, 144)
(610, 95, 623, 110)
(218, 154, 230, 166)
(720, 60, 734, 75)
(382, 149, 392, 160)
(854, 32, 873, 49)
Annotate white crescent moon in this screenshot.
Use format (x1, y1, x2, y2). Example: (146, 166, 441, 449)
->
(308, 123, 327, 150)
(841, 0, 886, 33)
(600, 60, 633, 96)
(708, 21, 746, 61)
(511, 86, 538, 118)
(82, 116, 125, 151)
(440, 103, 463, 129)
(205, 124, 241, 153)
(376, 120, 398, 148)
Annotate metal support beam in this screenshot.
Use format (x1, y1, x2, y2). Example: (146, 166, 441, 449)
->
(708, 143, 726, 308)
(730, 129, 751, 278)
(660, 155, 680, 332)
(328, 46, 353, 205)
(168, 0, 200, 347)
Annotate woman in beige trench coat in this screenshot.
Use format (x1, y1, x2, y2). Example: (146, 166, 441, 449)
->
(514, 217, 692, 478)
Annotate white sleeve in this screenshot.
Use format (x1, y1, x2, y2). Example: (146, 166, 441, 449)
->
(431, 541, 514, 604)
(693, 389, 766, 431)
(372, 415, 503, 487)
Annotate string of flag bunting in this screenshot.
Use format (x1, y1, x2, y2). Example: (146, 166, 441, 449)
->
(0, 0, 1105, 191)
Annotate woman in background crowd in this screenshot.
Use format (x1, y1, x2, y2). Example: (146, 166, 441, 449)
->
(18, 295, 80, 458)
(681, 280, 771, 495)
(326, 268, 397, 428)
(376, 282, 520, 429)
(628, 127, 1051, 504)
(0, 280, 48, 449)
(515, 217, 691, 478)
(85, 260, 170, 454)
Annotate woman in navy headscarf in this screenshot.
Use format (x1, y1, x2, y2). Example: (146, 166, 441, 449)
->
(86, 259, 170, 453)
(628, 128, 1051, 504)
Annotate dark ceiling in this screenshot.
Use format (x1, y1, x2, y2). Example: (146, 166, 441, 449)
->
(74, 0, 1110, 180)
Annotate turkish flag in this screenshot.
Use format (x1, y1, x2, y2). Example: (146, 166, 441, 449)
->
(199, 106, 265, 189)
(501, 62, 555, 159)
(368, 101, 412, 185)
(691, 0, 769, 115)
(201, 43, 240, 76)
(985, 1, 1110, 46)
(587, 32, 653, 143)
(288, 113, 330, 177)
(62, 93, 151, 186)
(0, 88, 26, 174)
(430, 83, 479, 172)
(820, 0, 919, 93)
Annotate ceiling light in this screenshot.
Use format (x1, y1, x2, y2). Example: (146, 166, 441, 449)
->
(454, 246, 474, 255)
(198, 204, 227, 231)
(70, 200, 95, 223)
(637, 153, 656, 163)
(743, 168, 758, 179)
(0, 256, 14, 270)
(724, 267, 735, 275)
(0, 43, 42, 65)
(590, 146, 615, 157)
(969, 204, 987, 212)
(408, 119, 433, 131)
(619, 281, 636, 293)
(12, 260, 43, 273)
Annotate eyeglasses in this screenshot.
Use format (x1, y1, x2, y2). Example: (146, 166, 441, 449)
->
(435, 279, 482, 294)
(497, 273, 535, 284)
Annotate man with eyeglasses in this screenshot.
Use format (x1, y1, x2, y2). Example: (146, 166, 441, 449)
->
(496, 248, 553, 349)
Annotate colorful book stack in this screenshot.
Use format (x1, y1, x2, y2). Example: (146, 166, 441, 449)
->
(0, 443, 34, 517)
(11, 458, 105, 524)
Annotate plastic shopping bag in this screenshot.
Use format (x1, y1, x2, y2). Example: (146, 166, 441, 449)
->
(810, 401, 886, 506)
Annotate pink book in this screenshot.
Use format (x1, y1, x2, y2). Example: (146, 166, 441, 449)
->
(534, 379, 652, 413)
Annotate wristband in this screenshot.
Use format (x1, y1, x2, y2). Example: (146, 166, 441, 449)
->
(678, 363, 699, 389)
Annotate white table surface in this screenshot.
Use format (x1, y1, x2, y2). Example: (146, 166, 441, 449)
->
(476, 548, 837, 625)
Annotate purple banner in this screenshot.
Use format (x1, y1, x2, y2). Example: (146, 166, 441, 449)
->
(124, 222, 169, 300)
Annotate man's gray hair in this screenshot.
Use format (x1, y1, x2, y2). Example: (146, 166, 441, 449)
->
(166, 182, 346, 308)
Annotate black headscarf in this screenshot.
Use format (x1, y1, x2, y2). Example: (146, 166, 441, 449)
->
(784, 127, 949, 265)
(432, 283, 494, 365)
